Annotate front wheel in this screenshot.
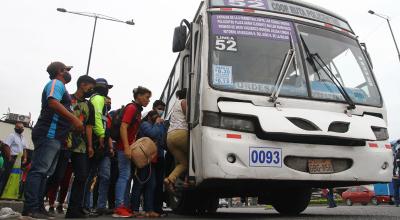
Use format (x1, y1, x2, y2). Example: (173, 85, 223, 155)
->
(271, 187, 311, 216)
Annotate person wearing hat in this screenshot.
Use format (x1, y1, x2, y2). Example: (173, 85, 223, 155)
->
(22, 61, 84, 219)
(83, 78, 114, 215)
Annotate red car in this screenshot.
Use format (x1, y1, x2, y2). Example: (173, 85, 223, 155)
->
(342, 186, 391, 206)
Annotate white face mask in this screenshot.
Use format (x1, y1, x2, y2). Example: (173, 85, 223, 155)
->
(156, 110, 164, 116)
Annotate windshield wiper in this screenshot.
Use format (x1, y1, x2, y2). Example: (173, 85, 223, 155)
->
(269, 35, 296, 104)
(300, 35, 356, 110)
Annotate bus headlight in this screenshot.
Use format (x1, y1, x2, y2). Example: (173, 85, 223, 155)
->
(202, 111, 256, 133)
(371, 126, 389, 141)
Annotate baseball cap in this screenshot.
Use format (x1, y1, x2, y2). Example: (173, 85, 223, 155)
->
(47, 61, 73, 79)
(95, 78, 113, 89)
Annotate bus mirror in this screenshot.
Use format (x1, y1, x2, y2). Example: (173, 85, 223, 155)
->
(173, 25, 187, 53)
(360, 43, 373, 69)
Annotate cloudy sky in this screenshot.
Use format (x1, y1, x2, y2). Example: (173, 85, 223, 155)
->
(0, 0, 399, 139)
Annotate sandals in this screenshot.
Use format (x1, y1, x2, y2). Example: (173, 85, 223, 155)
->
(163, 178, 176, 192)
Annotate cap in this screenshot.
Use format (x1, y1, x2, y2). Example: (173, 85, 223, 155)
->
(95, 78, 113, 89)
(47, 61, 73, 78)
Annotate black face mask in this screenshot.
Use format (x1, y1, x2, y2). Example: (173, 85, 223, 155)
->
(94, 86, 109, 97)
(106, 104, 112, 111)
(83, 89, 94, 99)
(63, 72, 72, 84)
(15, 128, 24, 134)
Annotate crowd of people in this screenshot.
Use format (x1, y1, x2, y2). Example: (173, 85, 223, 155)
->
(0, 61, 190, 219)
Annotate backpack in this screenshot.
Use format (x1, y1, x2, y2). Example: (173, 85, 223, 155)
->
(110, 103, 140, 141)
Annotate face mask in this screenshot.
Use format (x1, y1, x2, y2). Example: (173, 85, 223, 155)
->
(15, 128, 24, 134)
(156, 110, 164, 116)
(83, 90, 94, 99)
(95, 86, 109, 97)
(63, 72, 72, 84)
(106, 104, 112, 111)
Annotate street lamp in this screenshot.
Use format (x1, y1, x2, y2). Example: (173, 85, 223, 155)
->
(368, 10, 400, 63)
(57, 8, 135, 75)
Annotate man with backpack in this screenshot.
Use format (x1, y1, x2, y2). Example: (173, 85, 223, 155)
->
(83, 78, 114, 216)
(112, 86, 151, 218)
(64, 75, 96, 218)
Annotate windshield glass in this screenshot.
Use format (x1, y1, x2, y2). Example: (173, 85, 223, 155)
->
(210, 14, 308, 98)
(298, 24, 382, 106)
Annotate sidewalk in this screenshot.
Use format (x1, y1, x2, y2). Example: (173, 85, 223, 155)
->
(0, 200, 23, 213)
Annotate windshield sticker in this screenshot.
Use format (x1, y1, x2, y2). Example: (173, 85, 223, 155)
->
(212, 15, 294, 42)
(213, 65, 234, 86)
(215, 36, 238, 52)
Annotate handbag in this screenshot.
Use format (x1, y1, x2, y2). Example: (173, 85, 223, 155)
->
(130, 137, 157, 169)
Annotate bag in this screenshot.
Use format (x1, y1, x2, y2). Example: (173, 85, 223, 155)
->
(110, 103, 139, 141)
(130, 137, 157, 169)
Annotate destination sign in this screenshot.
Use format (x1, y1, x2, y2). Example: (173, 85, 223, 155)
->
(210, 0, 352, 31)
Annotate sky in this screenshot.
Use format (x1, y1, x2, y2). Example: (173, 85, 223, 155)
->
(0, 0, 399, 139)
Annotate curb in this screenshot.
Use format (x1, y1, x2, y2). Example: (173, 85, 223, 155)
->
(0, 200, 23, 213)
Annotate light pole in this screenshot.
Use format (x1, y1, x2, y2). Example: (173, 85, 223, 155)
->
(57, 8, 135, 75)
(368, 10, 400, 63)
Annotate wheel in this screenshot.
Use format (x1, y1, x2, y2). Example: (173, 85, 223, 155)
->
(271, 187, 311, 216)
(371, 197, 379, 206)
(168, 189, 197, 215)
(345, 199, 353, 206)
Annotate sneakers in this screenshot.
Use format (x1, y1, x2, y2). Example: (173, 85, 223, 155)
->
(112, 206, 133, 218)
(56, 205, 64, 214)
(20, 212, 49, 220)
(65, 209, 87, 219)
(96, 208, 114, 216)
(47, 207, 55, 215)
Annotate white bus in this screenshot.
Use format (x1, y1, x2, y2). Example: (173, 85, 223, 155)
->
(160, 0, 393, 215)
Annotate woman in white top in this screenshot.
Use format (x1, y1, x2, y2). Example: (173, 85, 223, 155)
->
(164, 89, 188, 191)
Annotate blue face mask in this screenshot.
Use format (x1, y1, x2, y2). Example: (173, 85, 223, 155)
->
(156, 110, 164, 116)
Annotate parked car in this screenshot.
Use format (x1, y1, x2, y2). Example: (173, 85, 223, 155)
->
(218, 198, 229, 208)
(342, 185, 391, 206)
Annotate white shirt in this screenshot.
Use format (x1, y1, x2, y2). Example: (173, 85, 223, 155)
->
(168, 100, 188, 132)
(4, 132, 27, 156)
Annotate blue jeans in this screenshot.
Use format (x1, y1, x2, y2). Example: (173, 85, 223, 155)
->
(131, 165, 156, 212)
(84, 156, 111, 209)
(23, 138, 61, 213)
(115, 150, 131, 208)
(394, 178, 400, 206)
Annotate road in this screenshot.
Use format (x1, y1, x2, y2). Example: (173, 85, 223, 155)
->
(46, 205, 399, 219)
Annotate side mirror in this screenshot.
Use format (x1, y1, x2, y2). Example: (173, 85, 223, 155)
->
(360, 42, 373, 69)
(172, 25, 187, 53)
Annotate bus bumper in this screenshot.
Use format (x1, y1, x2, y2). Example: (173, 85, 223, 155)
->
(200, 127, 393, 184)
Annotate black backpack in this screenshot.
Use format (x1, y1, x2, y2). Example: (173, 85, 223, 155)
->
(110, 103, 140, 141)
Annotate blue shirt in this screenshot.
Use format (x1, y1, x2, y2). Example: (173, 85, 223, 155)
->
(32, 79, 72, 142)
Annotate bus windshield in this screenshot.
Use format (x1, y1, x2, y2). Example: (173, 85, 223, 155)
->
(210, 14, 382, 107)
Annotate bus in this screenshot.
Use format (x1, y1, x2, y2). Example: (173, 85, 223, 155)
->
(160, 0, 393, 215)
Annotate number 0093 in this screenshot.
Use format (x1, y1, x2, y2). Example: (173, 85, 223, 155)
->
(249, 147, 282, 167)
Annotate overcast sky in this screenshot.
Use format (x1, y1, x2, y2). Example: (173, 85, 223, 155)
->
(0, 0, 399, 139)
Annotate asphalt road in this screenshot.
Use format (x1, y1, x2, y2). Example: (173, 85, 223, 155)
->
(45, 205, 400, 220)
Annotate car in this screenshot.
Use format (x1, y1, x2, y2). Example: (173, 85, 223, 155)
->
(219, 199, 229, 208)
(342, 186, 391, 206)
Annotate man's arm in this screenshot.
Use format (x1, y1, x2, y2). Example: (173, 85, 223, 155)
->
(86, 125, 94, 158)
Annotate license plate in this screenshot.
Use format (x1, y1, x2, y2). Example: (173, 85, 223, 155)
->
(308, 159, 334, 174)
(249, 147, 282, 167)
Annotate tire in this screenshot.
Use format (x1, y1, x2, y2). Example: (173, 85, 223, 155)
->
(271, 187, 311, 216)
(168, 189, 197, 215)
(345, 199, 353, 206)
(371, 197, 379, 206)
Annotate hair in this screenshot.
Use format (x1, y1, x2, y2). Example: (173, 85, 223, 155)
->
(152, 100, 166, 109)
(133, 86, 152, 99)
(176, 88, 187, 100)
(147, 110, 159, 119)
(76, 75, 96, 88)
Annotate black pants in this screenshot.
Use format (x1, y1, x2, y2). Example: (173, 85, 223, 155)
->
(154, 157, 165, 213)
(0, 155, 17, 195)
(67, 152, 89, 211)
(108, 155, 119, 209)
